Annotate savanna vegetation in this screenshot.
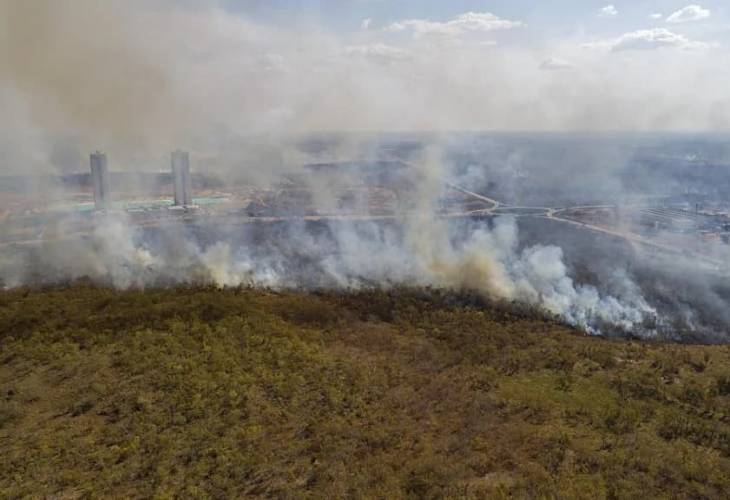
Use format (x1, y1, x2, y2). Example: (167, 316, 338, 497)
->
(1, 284, 730, 498)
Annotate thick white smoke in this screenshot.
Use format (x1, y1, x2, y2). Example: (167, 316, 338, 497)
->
(0, 210, 659, 337)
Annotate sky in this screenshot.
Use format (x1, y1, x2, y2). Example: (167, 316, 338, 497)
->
(221, 0, 729, 43)
(1, 1, 729, 171)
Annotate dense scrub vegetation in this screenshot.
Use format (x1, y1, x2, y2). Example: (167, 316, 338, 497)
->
(1, 285, 730, 498)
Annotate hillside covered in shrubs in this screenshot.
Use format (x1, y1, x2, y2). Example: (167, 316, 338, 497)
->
(2, 285, 730, 498)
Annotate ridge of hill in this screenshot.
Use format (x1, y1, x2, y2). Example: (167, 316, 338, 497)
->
(1, 285, 730, 498)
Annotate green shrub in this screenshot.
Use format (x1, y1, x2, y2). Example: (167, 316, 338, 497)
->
(1, 284, 730, 498)
(0, 400, 22, 428)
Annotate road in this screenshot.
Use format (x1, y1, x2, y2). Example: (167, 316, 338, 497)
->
(445, 182, 501, 210)
(0, 183, 726, 271)
(448, 185, 726, 269)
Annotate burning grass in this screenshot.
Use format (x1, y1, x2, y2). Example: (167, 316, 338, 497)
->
(1, 285, 730, 497)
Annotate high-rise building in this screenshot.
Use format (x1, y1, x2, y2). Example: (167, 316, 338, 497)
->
(172, 151, 192, 206)
(90, 152, 111, 210)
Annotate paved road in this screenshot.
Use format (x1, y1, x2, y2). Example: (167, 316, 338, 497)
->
(448, 186, 725, 270)
(445, 182, 501, 210)
(0, 184, 726, 271)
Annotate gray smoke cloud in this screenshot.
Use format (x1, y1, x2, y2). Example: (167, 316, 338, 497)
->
(0, 213, 660, 337)
(0, 148, 662, 338)
(1, 1, 729, 174)
(1, 2, 728, 341)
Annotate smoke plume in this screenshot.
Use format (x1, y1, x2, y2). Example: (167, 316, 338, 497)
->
(1, 2, 728, 341)
(2, 1, 730, 173)
(0, 144, 662, 338)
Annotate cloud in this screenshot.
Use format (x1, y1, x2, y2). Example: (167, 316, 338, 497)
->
(585, 28, 711, 52)
(598, 5, 618, 18)
(361, 18, 372, 30)
(343, 43, 412, 64)
(666, 5, 710, 24)
(649, 13, 663, 20)
(3, 0, 730, 164)
(540, 57, 574, 70)
(387, 11, 523, 38)
(256, 53, 288, 74)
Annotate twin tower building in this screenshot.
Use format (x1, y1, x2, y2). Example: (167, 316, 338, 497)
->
(89, 151, 192, 210)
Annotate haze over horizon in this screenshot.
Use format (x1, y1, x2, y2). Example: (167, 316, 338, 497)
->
(1, 1, 729, 172)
